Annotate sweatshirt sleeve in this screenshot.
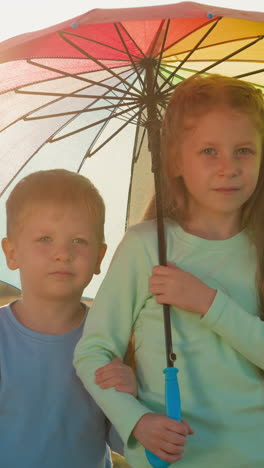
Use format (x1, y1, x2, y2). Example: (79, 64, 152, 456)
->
(73, 227, 154, 445)
(201, 289, 264, 370)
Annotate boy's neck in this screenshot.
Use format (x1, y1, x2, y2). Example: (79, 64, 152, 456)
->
(11, 297, 86, 335)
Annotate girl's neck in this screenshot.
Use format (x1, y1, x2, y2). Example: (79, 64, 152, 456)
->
(182, 214, 241, 240)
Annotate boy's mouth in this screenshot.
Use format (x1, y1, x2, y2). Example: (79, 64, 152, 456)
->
(50, 270, 74, 276)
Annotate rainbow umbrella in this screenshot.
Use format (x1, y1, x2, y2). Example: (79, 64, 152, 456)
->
(0, 3, 264, 466)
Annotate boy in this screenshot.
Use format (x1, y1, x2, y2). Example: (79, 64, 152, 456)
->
(1, 169, 135, 468)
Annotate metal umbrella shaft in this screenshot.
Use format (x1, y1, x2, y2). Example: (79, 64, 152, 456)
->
(145, 57, 176, 368)
(145, 59, 181, 468)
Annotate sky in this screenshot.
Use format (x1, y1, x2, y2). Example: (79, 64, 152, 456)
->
(1, 0, 263, 42)
(0, 0, 263, 298)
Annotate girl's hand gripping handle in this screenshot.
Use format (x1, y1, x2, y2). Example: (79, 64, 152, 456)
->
(145, 367, 181, 468)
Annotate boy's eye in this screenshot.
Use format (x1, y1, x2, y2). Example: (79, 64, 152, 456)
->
(38, 236, 51, 242)
(72, 238, 87, 244)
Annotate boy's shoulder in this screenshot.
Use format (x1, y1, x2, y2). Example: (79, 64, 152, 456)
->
(0, 303, 12, 336)
(0, 303, 10, 314)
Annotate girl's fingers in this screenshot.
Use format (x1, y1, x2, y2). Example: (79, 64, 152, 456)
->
(152, 265, 171, 275)
(114, 383, 134, 393)
(182, 419, 195, 435)
(95, 375, 123, 388)
(95, 357, 123, 375)
(153, 445, 183, 463)
(96, 377, 137, 396)
(156, 451, 182, 464)
(96, 366, 125, 379)
(159, 440, 185, 455)
(95, 368, 128, 382)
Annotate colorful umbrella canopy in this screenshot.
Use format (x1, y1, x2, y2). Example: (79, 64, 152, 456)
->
(0, 1, 264, 299)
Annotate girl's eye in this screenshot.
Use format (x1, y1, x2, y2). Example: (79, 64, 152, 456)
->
(237, 147, 253, 156)
(202, 148, 216, 156)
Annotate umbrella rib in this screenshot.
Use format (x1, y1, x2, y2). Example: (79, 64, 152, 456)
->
(24, 101, 138, 120)
(17, 89, 136, 101)
(164, 35, 264, 95)
(62, 30, 141, 60)
(8, 62, 133, 95)
(19, 70, 140, 141)
(59, 31, 141, 96)
(117, 22, 146, 58)
(0, 94, 64, 133)
(25, 59, 139, 98)
(102, 71, 139, 109)
(235, 68, 264, 80)
(77, 118, 110, 171)
(0, 134, 58, 196)
(151, 19, 171, 95)
(86, 107, 144, 158)
(177, 35, 264, 56)
(152, 15, 218, 59)
(125, 125, 145, 230)
(50, 102, 140, 142)
(133, 122, 147, 163)
(199, 35, 264, 74)
(114, 23, 145, 89)
(80, 99, 145, 166)
(16, 68, 138, 113)
(159, 17, 221, 93)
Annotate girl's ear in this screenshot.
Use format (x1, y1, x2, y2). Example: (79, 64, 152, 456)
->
(1, 238, 19, 271)
(167, 147, 182, 177)
(173, 162, 182, 177)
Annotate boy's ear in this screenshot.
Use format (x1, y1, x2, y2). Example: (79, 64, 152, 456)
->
(94, 243, 107, 275)
(1, 238, 19, 271)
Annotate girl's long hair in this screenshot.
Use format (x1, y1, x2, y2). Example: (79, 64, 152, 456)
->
(144, 74, 264, 319)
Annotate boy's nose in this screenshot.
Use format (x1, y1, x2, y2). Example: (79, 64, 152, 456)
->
(53, 243, 73, 262)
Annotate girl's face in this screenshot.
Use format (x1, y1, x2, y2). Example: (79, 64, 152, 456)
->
(173, 107, 262, 230)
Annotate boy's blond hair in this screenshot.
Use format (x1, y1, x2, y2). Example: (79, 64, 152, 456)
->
(6, 169, 105, 243)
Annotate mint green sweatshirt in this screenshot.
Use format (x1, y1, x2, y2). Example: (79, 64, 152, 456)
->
(74, 220, 264, 468)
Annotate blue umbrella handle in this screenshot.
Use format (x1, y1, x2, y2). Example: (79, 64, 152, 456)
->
(145, 367, 181, 468)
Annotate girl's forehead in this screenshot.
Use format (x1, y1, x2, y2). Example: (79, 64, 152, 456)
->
(182, 107, 261, 133)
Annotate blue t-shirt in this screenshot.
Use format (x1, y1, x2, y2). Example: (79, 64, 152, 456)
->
(0, 303, 121, 467)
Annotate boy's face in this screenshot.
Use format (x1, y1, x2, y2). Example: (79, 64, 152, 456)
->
(2, 201, 106, 303)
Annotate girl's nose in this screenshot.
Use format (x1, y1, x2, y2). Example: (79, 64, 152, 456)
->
(218, 155, 241, 177)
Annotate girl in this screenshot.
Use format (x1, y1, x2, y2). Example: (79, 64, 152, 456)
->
(74, 74, 264, 468)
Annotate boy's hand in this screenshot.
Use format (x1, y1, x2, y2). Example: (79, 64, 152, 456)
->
(149, 262, 216, 315)
(95, 357, 137, 397)
(132, 413, 194, 463)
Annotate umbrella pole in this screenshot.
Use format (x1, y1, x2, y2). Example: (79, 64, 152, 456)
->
(144, 57, 176, 368)
(151, 129, 176, 367)
(146, 119, 182, 468)
(145, 60, 181, 468)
